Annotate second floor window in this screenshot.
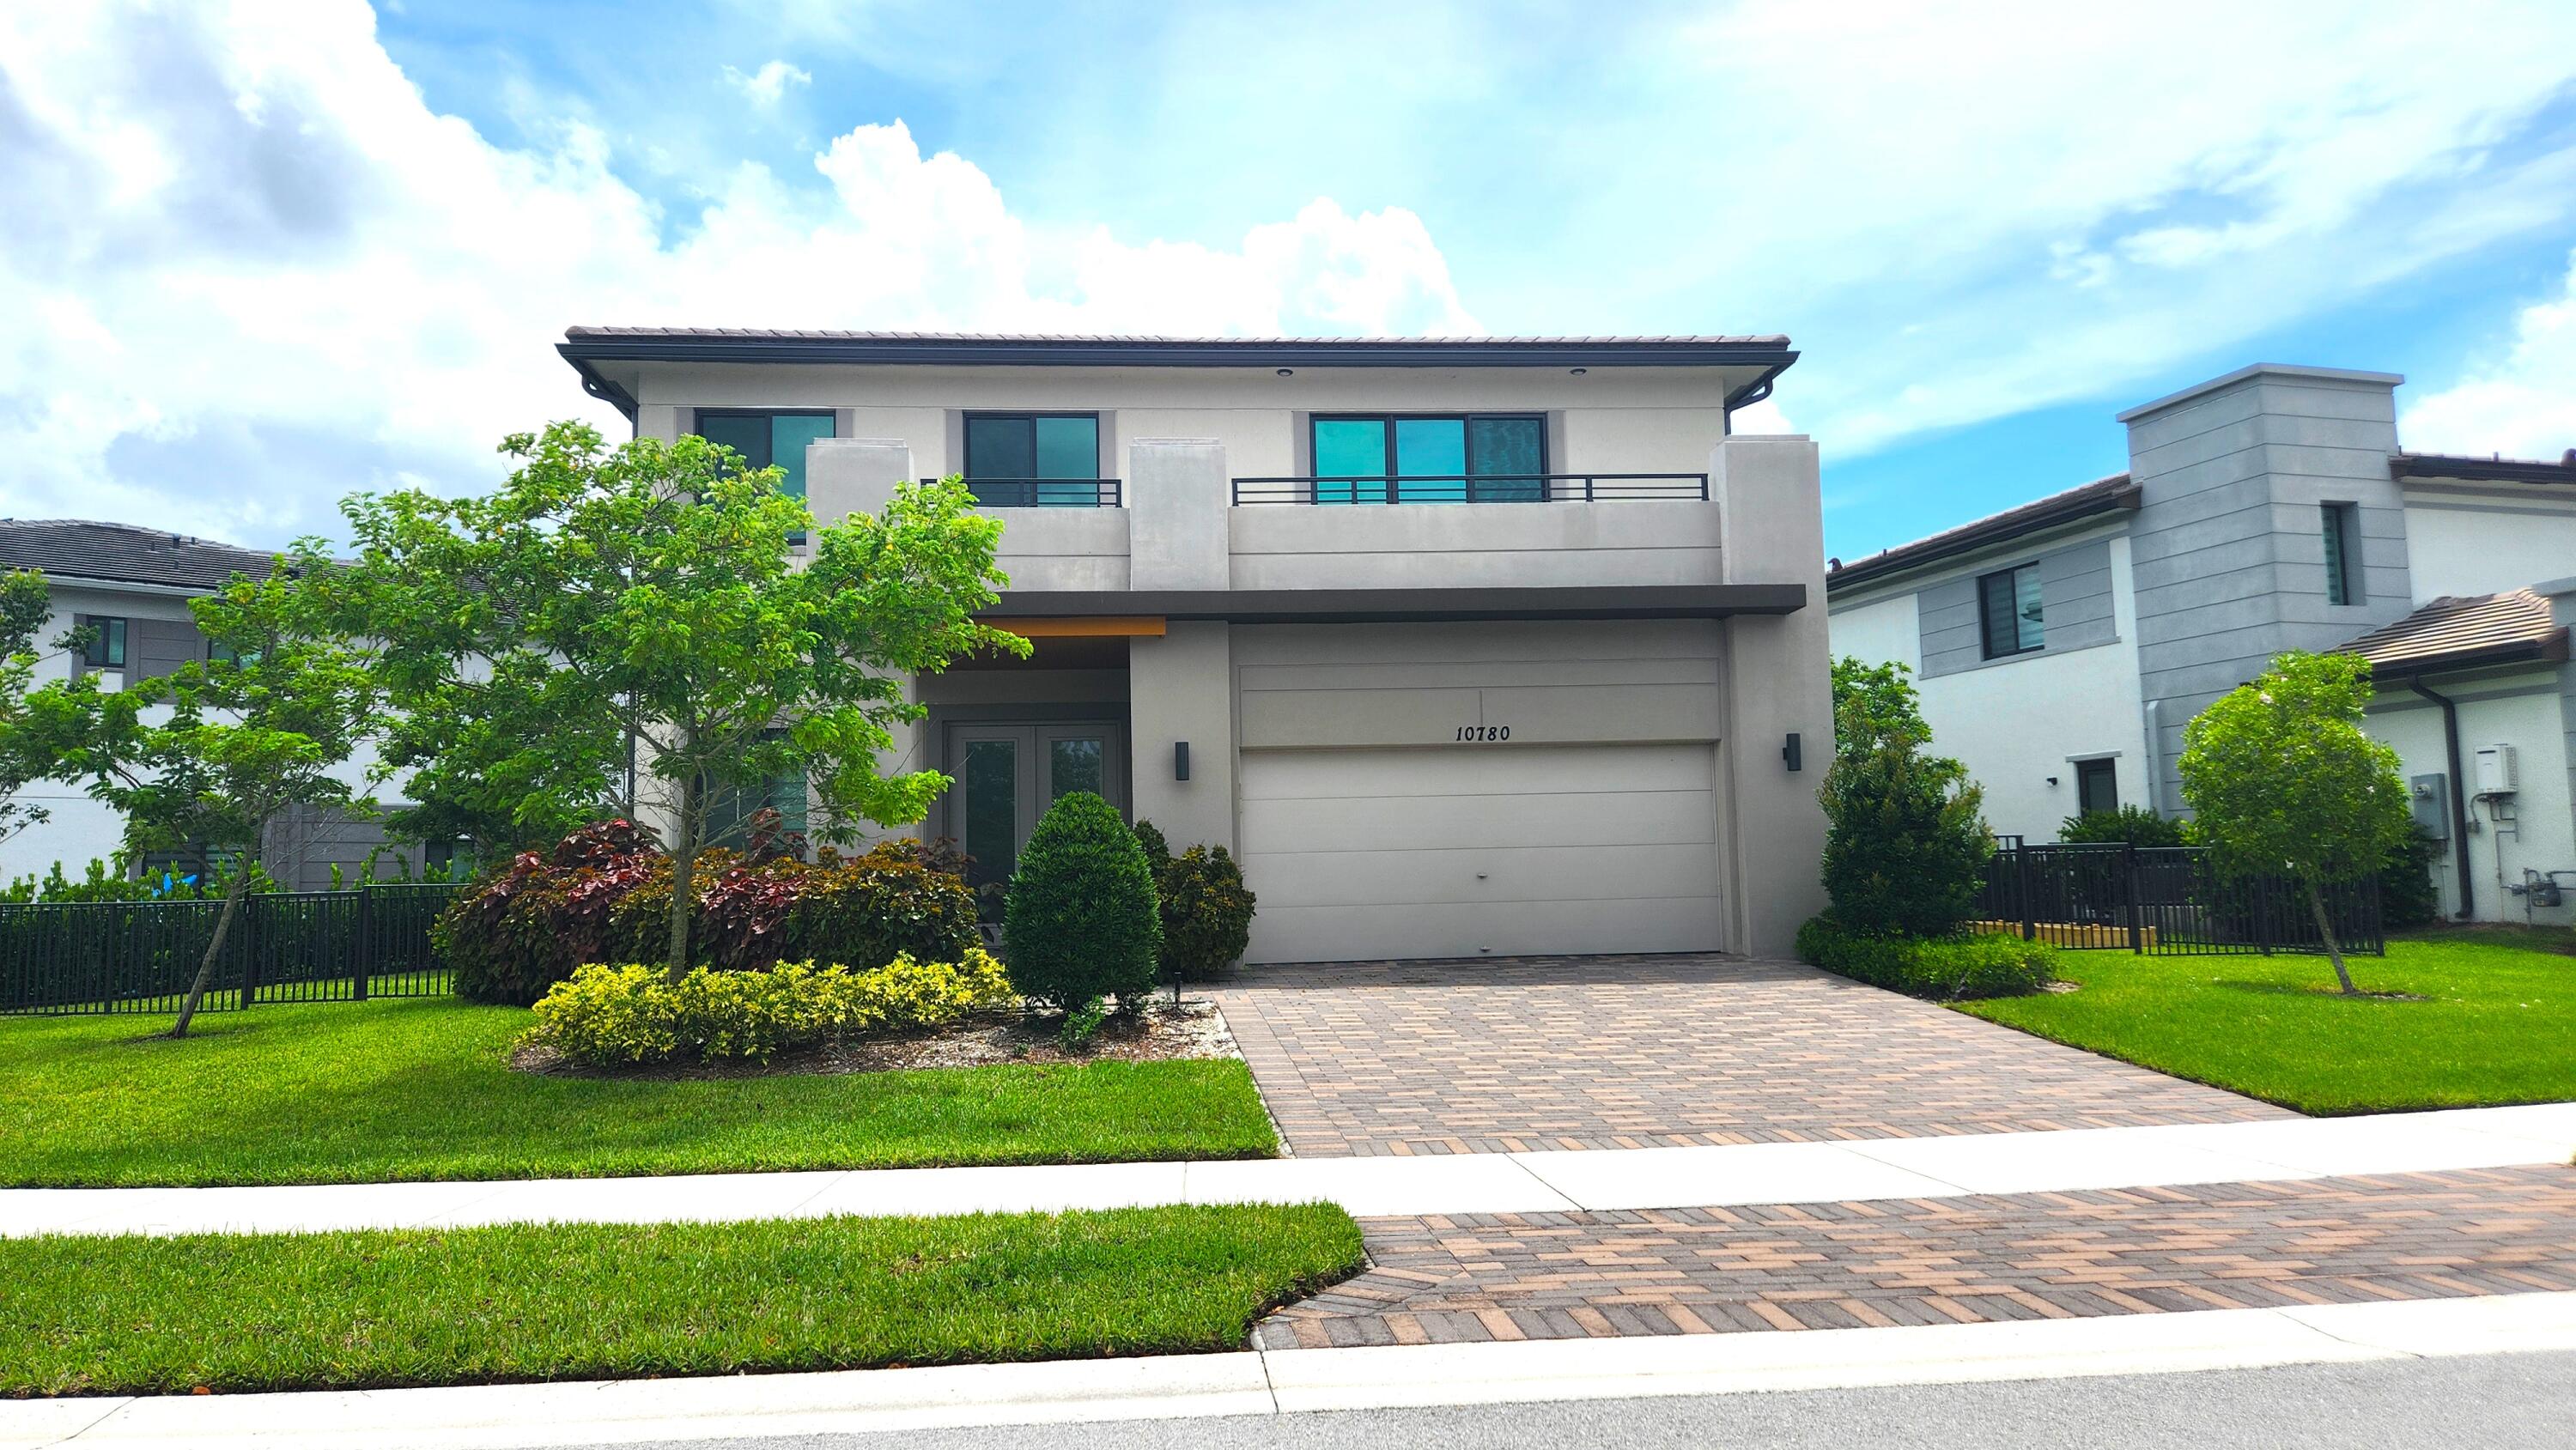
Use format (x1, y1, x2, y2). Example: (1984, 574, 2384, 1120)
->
(963, 413, 1103, 507)
(1310, 414, 1546, 503)
(2322, 502, 2362, 605)
(80, 616, 127, 670)
(695, 410, 835, 507)
(1978, 564, 2044, 658)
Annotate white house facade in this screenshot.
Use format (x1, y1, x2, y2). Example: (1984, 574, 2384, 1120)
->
(1826, 363, 2576, 927)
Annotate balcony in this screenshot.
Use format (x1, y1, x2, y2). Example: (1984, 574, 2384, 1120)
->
(934, 477, 1123, 508)
(1230, 472, 1710, 505)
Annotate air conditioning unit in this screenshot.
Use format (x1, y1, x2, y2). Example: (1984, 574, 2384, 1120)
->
(2475, 744, 2518, 796)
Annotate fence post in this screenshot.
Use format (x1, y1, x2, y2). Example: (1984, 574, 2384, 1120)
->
(353, 887, 372, 1002)
(236, 897, 260, 1008)
(2016, 847, 2036, 942)
(2123, 844, 2143, 955)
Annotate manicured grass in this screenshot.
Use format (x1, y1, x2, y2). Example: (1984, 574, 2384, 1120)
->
(0, 998, 1278, 1187)
(1959, 936, 2576, 1114)
(0, 1203, 1363, 1396)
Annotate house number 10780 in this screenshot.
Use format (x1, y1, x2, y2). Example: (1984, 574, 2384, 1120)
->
(1454, 725, 1512, 742)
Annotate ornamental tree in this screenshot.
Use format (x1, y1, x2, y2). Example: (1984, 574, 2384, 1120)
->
(1817, 676, 1991, 938)
(15, 546, 380, 1035)
(340, 421, 1024, 982)
(1829, 655, 1929, 757)
(2178, 651, 2410, 994)
(0, 569, 57, 852)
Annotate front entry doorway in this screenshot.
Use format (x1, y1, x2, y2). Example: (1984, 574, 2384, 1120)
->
(948, 721, 1127, 897)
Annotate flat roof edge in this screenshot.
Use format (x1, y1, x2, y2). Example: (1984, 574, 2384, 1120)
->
(2116, 363, 2405, 423)
(557, 334, 1797, 371)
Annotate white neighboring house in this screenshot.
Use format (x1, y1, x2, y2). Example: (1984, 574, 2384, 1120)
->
(1826, 364, 2576, 927)
(0, 520, 424, 891)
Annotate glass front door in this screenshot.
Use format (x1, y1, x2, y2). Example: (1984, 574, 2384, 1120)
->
(948, 723, 1123, 901)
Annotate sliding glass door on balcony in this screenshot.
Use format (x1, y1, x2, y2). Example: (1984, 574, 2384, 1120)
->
(1309, 414, 1545, 503)
(963, 413, 1105, 507)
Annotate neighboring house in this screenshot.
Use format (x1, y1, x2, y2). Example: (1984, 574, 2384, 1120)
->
(1826, 364, 2576, 926)
(558, 330, 1834, 962)
(0, 519, 424, 891)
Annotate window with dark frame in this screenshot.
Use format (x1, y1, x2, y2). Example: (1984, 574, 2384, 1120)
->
(2075, 758, 2119, 817)
(2322, 502, 2362, 605)
(1976, 563, 2044, 658)
(1309, 414, 1546, 503)
(79, 616, 127, 670)
(694, 410, 834, 508)
(962, 413, 1103, 507)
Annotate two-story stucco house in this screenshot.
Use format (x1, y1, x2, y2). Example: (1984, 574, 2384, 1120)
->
(1826, 363, 2576, 927)
(557, 330, 1834, 962)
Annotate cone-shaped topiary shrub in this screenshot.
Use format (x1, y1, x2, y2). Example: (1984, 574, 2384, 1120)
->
(1003, 792, 1161, 1012)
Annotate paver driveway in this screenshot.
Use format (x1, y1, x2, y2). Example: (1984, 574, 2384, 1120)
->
(1204, 953, 2287, 1157)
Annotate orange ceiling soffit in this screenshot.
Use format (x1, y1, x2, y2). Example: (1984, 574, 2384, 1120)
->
(985, 616, 1168, 638)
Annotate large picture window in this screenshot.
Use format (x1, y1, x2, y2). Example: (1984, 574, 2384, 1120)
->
(1978, 563, 2044, 658)
(694, 410, 835, 507)
(1309, 414, 1546, 503)
(963, 413, 1103, 507)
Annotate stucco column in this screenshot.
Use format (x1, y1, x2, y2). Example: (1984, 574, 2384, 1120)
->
(806, 439, 913, 531)
(1711, 434, 1833, 956)
(1128, 621, 1236, 853)
(1127, 439, 1230, 592)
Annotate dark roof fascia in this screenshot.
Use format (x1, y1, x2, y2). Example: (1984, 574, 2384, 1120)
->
(2391, 453, 2576, 486)
(1826, 482, 2142, 593)
(557, 332, 1796, 372)
(981, 583, 1805, 624)
(2371, 631, 2572, 681)
(558, 349, 641, 424)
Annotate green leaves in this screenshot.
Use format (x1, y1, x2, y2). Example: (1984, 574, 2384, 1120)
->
(2178, 651, 2409, 888)
(1818, 661, 1992, 937)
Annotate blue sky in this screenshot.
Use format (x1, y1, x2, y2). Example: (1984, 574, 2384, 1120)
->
(7, 1, 2575, 559)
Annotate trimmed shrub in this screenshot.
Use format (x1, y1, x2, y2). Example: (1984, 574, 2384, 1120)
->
(1819, 680, 1991, 938)
(521, 949, 1014, 1067)
(2379, 823, 2444, 929)
(1004, 792, 1161, 1012)
(439, 821, 977, 1006)
(2057, 805, 2186, 847)
(1795, 916, 2056, 1001)
(1133, 819, 1257, 980)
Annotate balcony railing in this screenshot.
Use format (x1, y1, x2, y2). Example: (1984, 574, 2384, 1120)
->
(1230, 473, 1710, 505)
(939, 477, 1123, 508)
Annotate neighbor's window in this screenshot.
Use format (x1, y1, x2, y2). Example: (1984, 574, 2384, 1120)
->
(2322, 502, 2362, 605)
(2075, 757, 2119, 816)
(1977, 564, 2044, 658)
(963, 413, 1103, 506)
(1309, 414, 1546, 503)
(694, 410, 835, 507)
(80, 616, 127, 670)
(705, 729, 808, 848)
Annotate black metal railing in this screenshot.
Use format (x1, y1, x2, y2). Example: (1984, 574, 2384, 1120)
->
(1230, 473, 1710, 505)
(0, 883, 466, 1015)
(944, 477, 1123, 508)
(1977, 843, 2384, 957)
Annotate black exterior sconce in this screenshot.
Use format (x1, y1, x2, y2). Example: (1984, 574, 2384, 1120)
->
(1783, 733, 1802, 773)
(1174, 741, 1191, 781)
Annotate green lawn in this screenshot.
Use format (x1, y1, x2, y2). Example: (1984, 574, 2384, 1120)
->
(1, 1203, 1362, 1396)
(0, 998, 1279, 1187)
(1959, 933, 2576, 1114)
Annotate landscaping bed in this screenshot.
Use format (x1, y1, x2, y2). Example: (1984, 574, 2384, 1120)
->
(1958, 936, 2576, 1114)
(512, 998, 1240, 1077)
(1, 1203, 1364, 1397)
(0, 998, 1279, 1187)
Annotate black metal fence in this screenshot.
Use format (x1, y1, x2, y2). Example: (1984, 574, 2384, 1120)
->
(944, 477, 1123, 508)
(1978, 843, 2384, 957)
(0, 884, 466, 1015)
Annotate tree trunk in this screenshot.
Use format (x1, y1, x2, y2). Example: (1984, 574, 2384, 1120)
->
(169, 865, 252, 1038)
(2305, 881, 2359, 996)
(663, 767, 699, 985)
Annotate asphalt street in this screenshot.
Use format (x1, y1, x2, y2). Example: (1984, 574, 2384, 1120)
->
(572, 1349, 2576, 1450)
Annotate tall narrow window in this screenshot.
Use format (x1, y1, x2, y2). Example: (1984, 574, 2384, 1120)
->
(963, 413, 1102, 506)
(1977, 564, 2044, 658)
(2075, 758, 2119, 816)
(1308, 414, 1547, 503)
(80, 616, 127, 670)
(2322, 502, 2362, 605)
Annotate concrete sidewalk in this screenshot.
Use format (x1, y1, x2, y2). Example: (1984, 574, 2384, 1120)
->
(6, 1103, 2573, 1239)
(10, 1289, 2576, 1449)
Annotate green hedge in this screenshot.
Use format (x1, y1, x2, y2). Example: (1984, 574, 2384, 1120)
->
(1795, 916, 2057, 1001)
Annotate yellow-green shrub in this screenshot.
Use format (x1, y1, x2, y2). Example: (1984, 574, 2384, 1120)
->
(520, 949, 1015, 1067)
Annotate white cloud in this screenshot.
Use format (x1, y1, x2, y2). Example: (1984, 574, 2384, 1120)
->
(0, 1, 1476, 544)
(721, 59, 810, 107)
(2402, 252, 2576, 461)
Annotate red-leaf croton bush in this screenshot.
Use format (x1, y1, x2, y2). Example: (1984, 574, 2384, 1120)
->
(438, 819, 980, 1006)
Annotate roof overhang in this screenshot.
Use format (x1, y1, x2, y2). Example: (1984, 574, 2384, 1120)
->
(1826, 481, 2142, 594)
(977, 584, 1805, 626)
(2366, 631, 2572, 680)
(2391, 452, 2576, 487)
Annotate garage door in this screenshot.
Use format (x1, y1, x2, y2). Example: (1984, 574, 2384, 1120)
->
(1236, 743, 1723, 963)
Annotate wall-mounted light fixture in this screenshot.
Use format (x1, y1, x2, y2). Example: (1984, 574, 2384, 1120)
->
(1783, 733, 1802, 773)
(2045, 775, 2059, 787)
(1174, 741, 1191, 781)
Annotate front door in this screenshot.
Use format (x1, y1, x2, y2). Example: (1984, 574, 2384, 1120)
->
(948, 722, 1125, 898)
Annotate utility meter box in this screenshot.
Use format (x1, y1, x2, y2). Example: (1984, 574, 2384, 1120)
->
(2409, 774, 2451, 840)
(2475, 744, 2519, 796)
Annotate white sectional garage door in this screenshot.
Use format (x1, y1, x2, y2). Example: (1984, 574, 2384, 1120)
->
(1236, 743, 1724, 963)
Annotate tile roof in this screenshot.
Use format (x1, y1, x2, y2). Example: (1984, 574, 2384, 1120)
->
(562, 326, 1794, 346)
(2342, 588, 2570, 676)
(0, 520, 277, 592)
(2392, 451, 2576, 485)
(1826, 473, 2142, 592)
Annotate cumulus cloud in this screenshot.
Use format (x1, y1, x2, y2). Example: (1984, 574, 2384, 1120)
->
(2402, 251, 2576, 461)
(0, 1, 1476, 544)
(721, 59, 811, 107)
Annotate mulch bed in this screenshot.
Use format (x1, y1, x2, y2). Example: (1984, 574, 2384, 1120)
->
(509, 998, 1243, 1080)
